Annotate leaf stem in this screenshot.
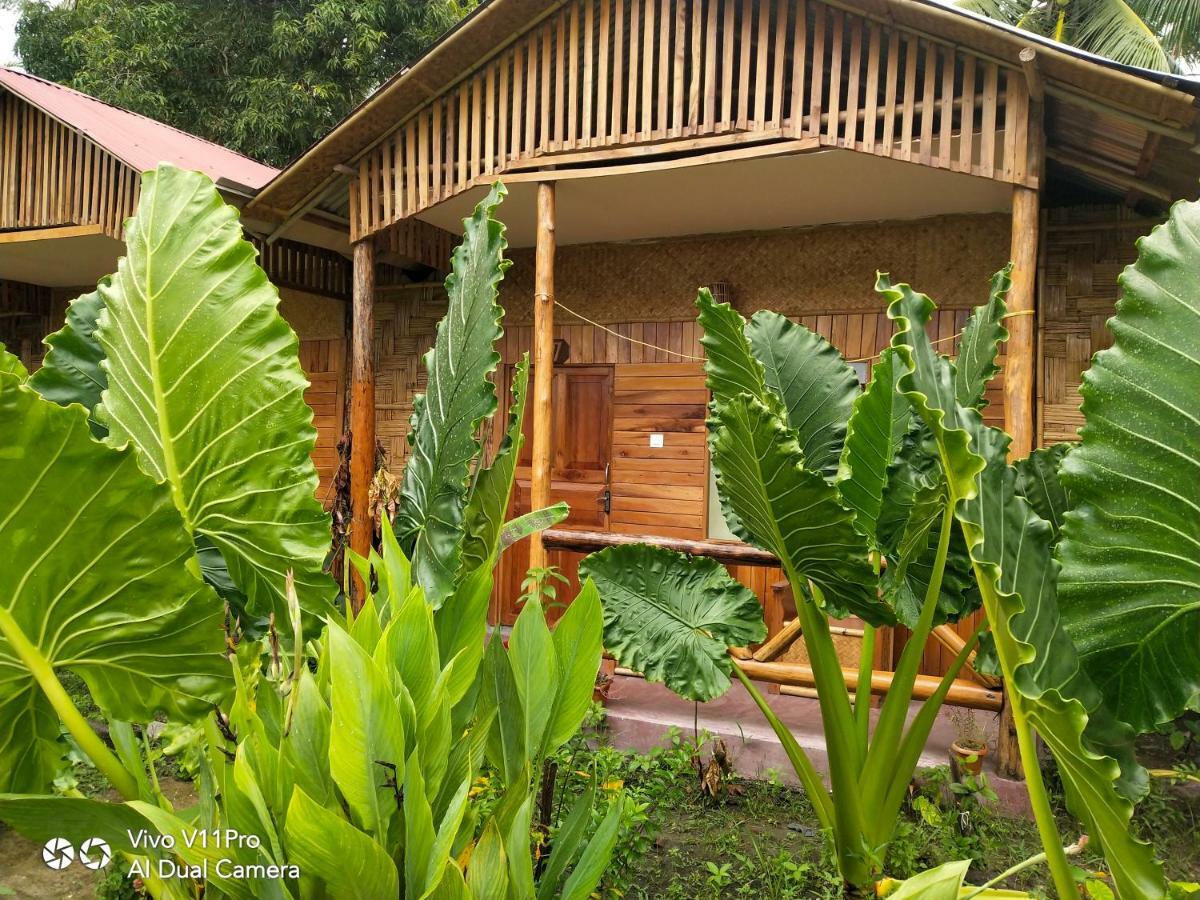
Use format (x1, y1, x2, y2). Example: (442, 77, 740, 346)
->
(0, 606, 139, 800)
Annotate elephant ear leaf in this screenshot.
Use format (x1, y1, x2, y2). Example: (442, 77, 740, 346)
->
(0, 344, 28, 380)
(92, 164, 335, 624)
(1059, 202, 1200, 733)
(1014, 443, 1070, 541)
(838, 347, 912, 546)
(887, 282, 1165, 900)
(397, 183, 509, 606)
(745, 310, 860, 479)
(954, 265, 1012, 410)
(0, 376, 229, 793)
(27, 287, 108, 436)
(580, 543, 765, 702)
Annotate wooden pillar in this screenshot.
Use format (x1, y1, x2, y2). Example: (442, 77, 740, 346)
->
(997, 48, 1044, 780)
(529, 182, 557, 570)
(349, 237, 376, 608)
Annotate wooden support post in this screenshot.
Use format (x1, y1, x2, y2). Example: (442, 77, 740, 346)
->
(349, 237, 376, 609)
(529, 182, 557, 570)
(998, 53, 1044, 779)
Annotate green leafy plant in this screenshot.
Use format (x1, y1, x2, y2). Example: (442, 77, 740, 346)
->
(582, 275, 1013, 892)
(586, 197, 1200, 898)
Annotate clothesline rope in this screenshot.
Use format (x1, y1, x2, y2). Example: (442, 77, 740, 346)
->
(551, 299, 1036, 367)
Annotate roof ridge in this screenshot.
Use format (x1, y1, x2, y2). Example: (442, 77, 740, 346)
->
(0, 65, 278, 173)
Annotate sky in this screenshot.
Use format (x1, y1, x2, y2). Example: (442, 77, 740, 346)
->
(1, 8, 18, 66)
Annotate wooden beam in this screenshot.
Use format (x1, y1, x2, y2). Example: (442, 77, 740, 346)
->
(0, 223, 106, 243)
(1018, 47, 1043, 104)
(529, 181, 556, 570)
(736, 659, 1003, 711)
(349, 237, 376, 609)
(542, 527, 780, 567)
(1046, 148, 1173, 204)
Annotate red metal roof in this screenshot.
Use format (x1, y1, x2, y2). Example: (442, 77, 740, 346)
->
(0, 67, 278, 191)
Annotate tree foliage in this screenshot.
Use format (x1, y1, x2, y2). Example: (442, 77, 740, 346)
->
(10, 0, 474, 165)
(954, 0, 1200, 72)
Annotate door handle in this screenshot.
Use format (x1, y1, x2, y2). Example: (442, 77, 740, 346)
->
(600, 463, 611, 514)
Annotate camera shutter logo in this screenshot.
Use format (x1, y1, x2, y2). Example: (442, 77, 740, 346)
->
(42, 837, 74, 870)
(80, 837, 112, 870)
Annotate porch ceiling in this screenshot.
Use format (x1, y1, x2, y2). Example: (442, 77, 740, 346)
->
(0, 231, 123, 288)
(414, 147, 1012, 248)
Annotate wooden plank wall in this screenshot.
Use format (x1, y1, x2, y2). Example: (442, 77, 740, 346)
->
(611, 363, 708, 539)
(350, 0, 1031, 239)
(0, 92, 139, 239)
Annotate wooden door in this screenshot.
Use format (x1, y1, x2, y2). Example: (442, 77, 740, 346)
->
(496, 365, 613, 624)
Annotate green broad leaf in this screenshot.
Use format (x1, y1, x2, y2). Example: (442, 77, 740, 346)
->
(560, 794, 623, 900)
(710, 393, 886, 623)
(428, 777, 471, 890)
(437, 563, 495, 731)
(468, 819, 509, 900)
(695, 288, 776, 414)
(27, 287, 107, 435)
(0, 377, 230, 793)
(379, 515, 413, 617)
(0, 794, 159, 857)
(499, 502, 571, 552)
(954, 265, 1012, 410)
(404, 751, 437, 897)
(133, 801, 286, 900)
(543, 579, 603, 756)
(479, 634, 527, 785)
(459, 354, 529, 580)
(397, 183, 510, 607)
(283, 668, 333, 808)
(1014, 444, 1070, 541)
(92, 164, 335, 624)
(502, 792, 535, 900)
(536, 770, 597, 900)
(327, 621, 405, 844)
(838, 347, 913, 545)
(375, 585, 439, 712)
(508, 596, 558, 763)
(1058, 202, 1200, 732)
(283, 786, 399, 900)
(0, 344, 28, 381)
(746, 309, 861, 478)
(580, 543, 765, 702)
(879, 859, 970, 899)
(427, 860, 472, 899)
(887, 280, 1165, 900)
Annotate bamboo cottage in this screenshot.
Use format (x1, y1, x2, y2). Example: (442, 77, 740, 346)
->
(246, 0, 1200, 776)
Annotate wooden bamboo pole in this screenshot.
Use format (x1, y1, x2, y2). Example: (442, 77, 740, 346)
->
(542, 527, 779, 566)
(996, 56, 1044, 779)
(736, 659, 1003, 711)
(529, 181, 557, 570)
(349, 237, 376, 609)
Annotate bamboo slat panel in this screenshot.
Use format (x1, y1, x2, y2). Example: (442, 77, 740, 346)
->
(0, 92, 138, 239)
(253, 238, 352, 301)
(298, 338, 347, 507)
(350, 0, 1032, 241)
(1039, 205, 1154, 446)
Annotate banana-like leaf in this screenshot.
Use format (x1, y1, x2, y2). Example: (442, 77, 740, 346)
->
(499, 502, 570, 551)
(284, 787, 399, 900)
(877, 859, 1029, 898)
(710, 393, 886, 623)
(560, 795, 623, 900)
(469, 818, 509, 900)
(745, 310, 860, 478)
(0, 343, 28, 380)
(508, 596, 557, 763)
(27, 287, 107, 435)
(480, 633, 527, 784)
(397, 184, 510, 606)
(954, 266, 1012, 409)
(1014, 444, 1070, 541)
(92, 164, 335, 624)
(458, 354, 529, 580)
(544, 579, 603, 756)
(838, 347, 913, 546)
(888, 281, 1165, 899)
(0, 377, 230, 792)
(536, 771, 597, 900)
(1058, 204, 1200, 733)
(579, 543, 765, 701)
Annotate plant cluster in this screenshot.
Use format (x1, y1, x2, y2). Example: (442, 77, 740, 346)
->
(582, 195, 1200, 897)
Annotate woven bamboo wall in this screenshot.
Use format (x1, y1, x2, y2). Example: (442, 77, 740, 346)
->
(1039, 205, 1157, 445)
(498, 213, 1011, 323)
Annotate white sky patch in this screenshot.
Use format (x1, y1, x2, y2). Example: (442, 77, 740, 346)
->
(1, 8, 19, 67)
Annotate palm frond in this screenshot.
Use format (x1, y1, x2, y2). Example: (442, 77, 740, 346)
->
(950, 0, 1031, 25)
(1068, 0, 1171, 70)
(1129, 0, 1200, 65)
